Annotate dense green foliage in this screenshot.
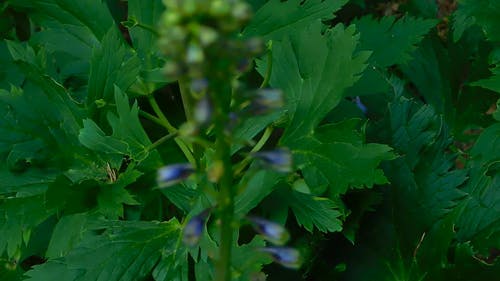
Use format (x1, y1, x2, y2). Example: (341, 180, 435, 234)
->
(0, 0, 498, 280)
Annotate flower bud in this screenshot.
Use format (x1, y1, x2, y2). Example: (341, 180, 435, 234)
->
(186, 43, 204, 64)
(194, 97, 212, 126)
(353, 96, 367, 114)
(232, 2, 252, 23)
(210, 0, 231, 17)
(183, 210, 208, 247)
(190, 78, 209, 93)
(252, 148, 292, 173)
(248, 89, 284, 115)
(259, 247, 302, 269)
(157, 163, 194, 188)
(247, 216, 290, 245)
(198, 26, 219, 46)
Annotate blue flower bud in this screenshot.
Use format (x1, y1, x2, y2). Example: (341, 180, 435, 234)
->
(259, 247, 302, 269)
(190, 78, 208, 93)
(182, 208, 211, 247)
(252, 148, 292, 173)
(247, 216, 290, 245)
(247, 89, 284, 115)
(157, 163, 194, 188)
(183, 217, 203, 247)
(353, 96, 367, 114)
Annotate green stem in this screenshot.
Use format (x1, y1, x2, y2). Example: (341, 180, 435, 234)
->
(233, 126, 274, 176)
(212, 85, 234, 281)
(148, 94, 197, 165)
(147, 132, 177, 151)
(178, 78, 194, 121)
(148, 95, 177, 132)
(259, 41, 273, 89)
(214, 129, 234, 281)
(139, 110, 165, 128)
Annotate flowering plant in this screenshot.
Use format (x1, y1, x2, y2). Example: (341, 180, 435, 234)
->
(0, 0, 498, 280)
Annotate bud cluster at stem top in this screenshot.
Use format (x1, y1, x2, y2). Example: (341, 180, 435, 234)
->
(159, 0, 262, 83)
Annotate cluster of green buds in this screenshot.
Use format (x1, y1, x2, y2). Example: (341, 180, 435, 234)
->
(159, 0, 260, 82)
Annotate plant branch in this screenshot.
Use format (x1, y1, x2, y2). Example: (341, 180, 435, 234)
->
(148, 94, 196, 165)
(233, 126, 274, 176)
(259, 41, 273, 88)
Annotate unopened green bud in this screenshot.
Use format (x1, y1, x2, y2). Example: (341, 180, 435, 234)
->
(210, 0, 231, 17)
(186, 43, 204, 64)
(232, 2, 252, 23)
(163, 61, 181, 78)
(162, 11, 180, 26)
(181, 0, 197, 15)
(198, 26, 219, 46)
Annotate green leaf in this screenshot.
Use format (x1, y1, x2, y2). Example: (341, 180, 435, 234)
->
(0, 42, 23, 89)
(452, 0, 500, 42)
(45, 213, 92, 259)
(79, 119, 130, 155)
(273, 186, 343, 233)
(470, 64, 500, 94)
(455, 123, 500, 253)
(0, 195, 54, 258)
(343, 82, 474, 280)
(8, 0, 114, 40)
(127, 0, 163, 64)
(243, 0, 349, 40)
(345, 15, 436, 98)
(353, 15, 437, 67)
(79, 86, 160, 165)
(97, 167, 141, 219)
(26, 219, 187, 281)
(234, 169, 282, 216)
(87, 27, 141, 114)
(262, 21, 370, 140)
(258, 21, 394, 194)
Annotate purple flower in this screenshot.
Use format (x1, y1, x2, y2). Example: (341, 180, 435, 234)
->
(247, 216, 289, 245)
(157, 163, 194, 188)
(183, 208, 211, 247)
(252, 148, 292, 173)
(259, 247, 302, 269)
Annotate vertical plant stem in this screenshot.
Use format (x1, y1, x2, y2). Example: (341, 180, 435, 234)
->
(214, 132, 234, 281)
(212, 85, 234, 281)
